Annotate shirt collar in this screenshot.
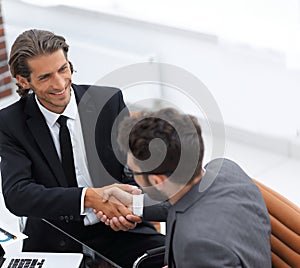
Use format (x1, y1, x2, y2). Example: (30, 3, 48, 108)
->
(35, 87, 77, 127)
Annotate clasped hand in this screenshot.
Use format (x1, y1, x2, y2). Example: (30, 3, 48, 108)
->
(91, 184, 142, 231)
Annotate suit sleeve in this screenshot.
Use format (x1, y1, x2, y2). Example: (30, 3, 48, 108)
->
(181, 239, 242, 267)
(142, 195, 169, 221)
(0, 113, 83, 221)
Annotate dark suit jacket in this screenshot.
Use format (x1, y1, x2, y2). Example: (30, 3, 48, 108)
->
(0, 84, 164, 252)
(165, 158, 271, 268)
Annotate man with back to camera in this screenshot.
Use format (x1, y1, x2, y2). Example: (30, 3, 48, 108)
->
(100, 108, 272, 267)
(0, 29, 166, 267)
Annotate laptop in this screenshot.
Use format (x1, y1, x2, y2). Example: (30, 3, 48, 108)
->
(0, 244, 121, 268)
(0, 250, 83, 268)
(0, 221, 120, 268)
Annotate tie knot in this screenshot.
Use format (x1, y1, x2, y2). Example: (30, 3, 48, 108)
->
(57, 115, 68, 127)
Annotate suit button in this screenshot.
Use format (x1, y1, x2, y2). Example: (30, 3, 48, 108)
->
(59, 240, 66, 247)
(59, 216, 64, 221)
(69, 215, 74, 221)
(65, 216, 69, 223)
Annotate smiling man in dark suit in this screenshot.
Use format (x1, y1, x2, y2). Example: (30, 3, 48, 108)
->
(0, 29, 165, 268)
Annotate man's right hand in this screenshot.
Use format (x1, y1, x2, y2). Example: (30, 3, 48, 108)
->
(101, 186, 142, 208)
(94, 186, 143, 231)
(84, 184, 138, 219)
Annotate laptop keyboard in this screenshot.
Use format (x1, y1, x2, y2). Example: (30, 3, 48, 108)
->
(7, 258, 45, 268)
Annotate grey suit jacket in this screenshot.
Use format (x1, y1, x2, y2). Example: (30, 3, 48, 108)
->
(165, 158, 271, 267)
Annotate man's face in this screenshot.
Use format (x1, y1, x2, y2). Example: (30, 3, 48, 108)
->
(127, 153, 169, 201)
(18, 49, 72, 114)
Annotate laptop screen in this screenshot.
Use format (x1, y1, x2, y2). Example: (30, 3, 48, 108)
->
(41, 219, 121, 268)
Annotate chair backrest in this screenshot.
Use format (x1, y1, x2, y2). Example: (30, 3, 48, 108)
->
(253, 179, 300, 267)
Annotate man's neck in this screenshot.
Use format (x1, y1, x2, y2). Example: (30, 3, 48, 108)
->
(168, 174, 202, 205)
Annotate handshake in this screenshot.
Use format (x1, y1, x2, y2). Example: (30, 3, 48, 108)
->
(85, 184, 143, 232)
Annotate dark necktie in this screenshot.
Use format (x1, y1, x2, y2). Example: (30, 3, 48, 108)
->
(57, 115, 78, 187)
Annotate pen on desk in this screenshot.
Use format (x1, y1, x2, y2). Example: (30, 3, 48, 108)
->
(0, 227, 17, 240)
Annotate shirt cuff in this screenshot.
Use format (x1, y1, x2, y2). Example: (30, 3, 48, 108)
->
(81, 187, 88, 215)
(132, 194, 144, 217)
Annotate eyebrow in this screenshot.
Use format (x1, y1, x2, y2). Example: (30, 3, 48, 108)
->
(58, 63, 68, 71)
(37, 73, 50, 80)
(37, 63, 68, 80)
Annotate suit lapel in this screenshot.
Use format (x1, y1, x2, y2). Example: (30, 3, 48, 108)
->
(173, 178, 208, 214)
(73, 84, 104, 187)
(165, 208, 177, 267)
(165, 181, 205, 267)
(25, 94, 67, 187)
(73, 84, 130, 187)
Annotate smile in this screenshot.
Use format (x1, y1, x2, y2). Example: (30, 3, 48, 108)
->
(52, 89, 66, 96)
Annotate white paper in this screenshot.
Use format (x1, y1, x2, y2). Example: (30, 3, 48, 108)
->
(0, 222, 27, 246)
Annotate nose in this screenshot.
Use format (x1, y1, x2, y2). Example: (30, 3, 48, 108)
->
(52, 73, 65, 90)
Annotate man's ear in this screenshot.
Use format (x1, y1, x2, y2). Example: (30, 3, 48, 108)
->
(16, 75, 30, 89)
(148, 174, 167, 190)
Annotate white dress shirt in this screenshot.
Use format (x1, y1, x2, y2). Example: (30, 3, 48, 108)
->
(35, 89, 99, 225)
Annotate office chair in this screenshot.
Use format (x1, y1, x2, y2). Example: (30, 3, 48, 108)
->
(132, 246, 165, 268)
(253, 179, 300, 267)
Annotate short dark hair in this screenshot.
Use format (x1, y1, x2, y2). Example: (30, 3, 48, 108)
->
(118, 108, 204, 185)
(9, 29, 73, 97)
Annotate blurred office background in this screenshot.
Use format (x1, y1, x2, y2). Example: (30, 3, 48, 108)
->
(0, 0, 300, 253)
